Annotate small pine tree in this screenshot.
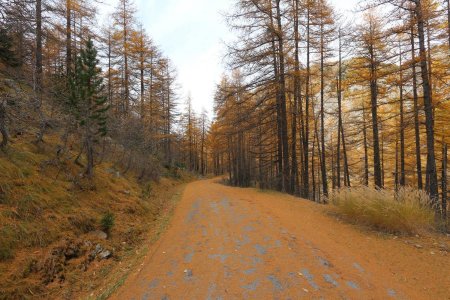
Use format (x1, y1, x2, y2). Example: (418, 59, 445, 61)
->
(69, 38, 109, 177)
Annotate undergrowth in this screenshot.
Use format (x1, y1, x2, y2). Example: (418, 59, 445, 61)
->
(329, 187, 435, 235)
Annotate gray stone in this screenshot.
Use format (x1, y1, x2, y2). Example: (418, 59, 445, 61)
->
(99, 250, 112, 259)
(95, 244, 103, 254)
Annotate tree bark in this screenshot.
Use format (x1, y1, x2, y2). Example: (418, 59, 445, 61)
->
(415, 0, 439, 204)
(291, 0, 301, 195)
(369, 43, 382, 189)
(275, 0, 290, 193)
(319, 19, 328, 197)
(303, 3, 311, 198)
(399, 41, 405, 186)
(410, 17, 423, 190)
(66, 0, 72, 77)
(363, 103, 369, 186)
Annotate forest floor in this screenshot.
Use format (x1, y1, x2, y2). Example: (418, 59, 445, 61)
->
(112, 178, 450, 300)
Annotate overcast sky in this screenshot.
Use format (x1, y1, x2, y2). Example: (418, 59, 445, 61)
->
(99, 0, 358, 115)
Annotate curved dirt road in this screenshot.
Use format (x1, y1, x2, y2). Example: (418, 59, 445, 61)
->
(112, 179, 449, 300)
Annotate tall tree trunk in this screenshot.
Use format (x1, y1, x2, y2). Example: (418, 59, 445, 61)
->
(410, 17, 423, 190)
(35, 0, 45, 142)
(123, 0, 129, 114)
(399, 42, 406, 186)
(107, 31, 113, 110)
(363, 103, 369, 186)
(369, 46, 382, 188)
(275, 0, 290, 193)
(319, 20, 328, 197)
(415, 0, 439, 204)
(447, 0, 450, 49)
(291, 0, 301, 195)
(66, 0, 72, 77)
(303, 4, 311, 198)
(336, 80, 341, 189)
(341, 121, 350, 187)
(269, 6, 283, 192)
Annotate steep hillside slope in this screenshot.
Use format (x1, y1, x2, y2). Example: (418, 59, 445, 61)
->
(0, 132, 189, 299)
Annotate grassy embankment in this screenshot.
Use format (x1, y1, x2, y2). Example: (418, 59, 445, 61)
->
(0, 132, 190, 299)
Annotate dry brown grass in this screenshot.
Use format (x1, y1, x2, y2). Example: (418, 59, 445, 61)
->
(0, 131, 190, 299)
(329, 187, 436, 235)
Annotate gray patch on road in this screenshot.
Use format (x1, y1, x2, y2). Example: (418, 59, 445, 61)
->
(323, 274, 339, 287)
(318, 257, 333, 268)
(387, 289, 397, 297)
(243, 225, 255, 232)
(243, 268, 256, 275)
(301, 268, 319, 290)
(184, 269, 193, 280)
(267, 274, 283, 291)
(148, 278, 159, 289)
(254, 244, 267, 255)
(353, 262, 365, 273)
(242, 280, 259, 291)
(346, 281, 360, 290)
(185, 200, 200, 223)
(184, 248, 194, 263)
(220, 198, 230, 210)
(235, 234, 251, 249)
(209, 202, 219, 214)
(208, 254, 230, 263)
(206, 283, 217, 300)
(251, 256, 262, 265)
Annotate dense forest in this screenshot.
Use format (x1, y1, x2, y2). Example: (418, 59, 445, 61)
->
(209, 0, 449, 223)
(0, 0, 449, 298)
(0, 0, 448, 219)
(0, 0, 209, 180)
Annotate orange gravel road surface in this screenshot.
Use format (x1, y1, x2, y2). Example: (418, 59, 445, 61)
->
(111, 179, 450, 300)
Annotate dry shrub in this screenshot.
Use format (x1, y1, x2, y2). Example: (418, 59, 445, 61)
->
(329, 187, 435, 235)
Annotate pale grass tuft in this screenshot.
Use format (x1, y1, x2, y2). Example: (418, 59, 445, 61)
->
(329, 186, 435, 235)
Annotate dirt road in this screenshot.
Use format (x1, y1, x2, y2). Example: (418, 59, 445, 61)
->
(111, 179, 449, 300)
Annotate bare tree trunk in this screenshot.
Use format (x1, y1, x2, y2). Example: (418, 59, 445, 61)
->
(399, 42, 405, 186)
(369, 47, 382, 188)
(269, 6, 283, 192)
(275, 0, 290, 193)
(66, 0, 72, 77)
(319, 20, 328, 197)
(123, 0, 130, 114)
(363, 103, 369, 186)
(303, 4, 311, 198)
(35, 0, 45, 143)
(341, 122, 350, 187)
(415, 0, 439, 204)
(410, 17, 423, 190)
(448, 0, 450, 49)
(291, 0, 301, 195)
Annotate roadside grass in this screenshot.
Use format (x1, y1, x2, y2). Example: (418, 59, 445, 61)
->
(93, 185, 185, 300)
(329, 187, 436, 235)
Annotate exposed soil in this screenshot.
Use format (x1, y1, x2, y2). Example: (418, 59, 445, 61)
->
(112, 178, 450, 300)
